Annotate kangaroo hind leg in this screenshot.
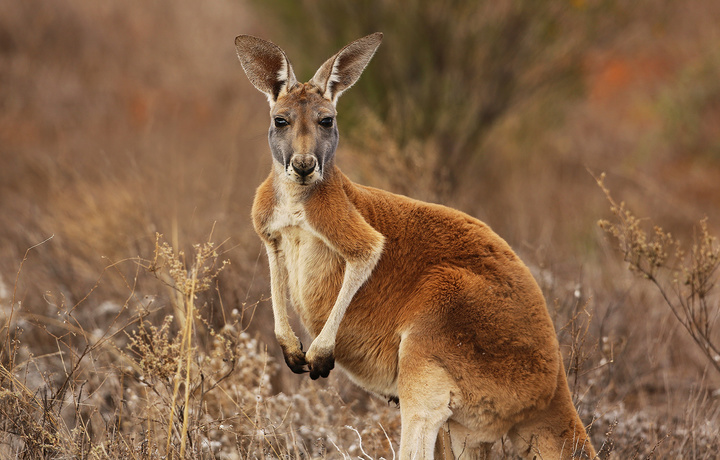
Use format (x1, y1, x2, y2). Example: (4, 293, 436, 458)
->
(508, 365, 595, 459)
(441, 421, 493, 460)
(397, 334, 456, 460)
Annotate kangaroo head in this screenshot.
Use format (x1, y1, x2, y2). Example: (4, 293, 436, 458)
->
(235, 33, 382, 186)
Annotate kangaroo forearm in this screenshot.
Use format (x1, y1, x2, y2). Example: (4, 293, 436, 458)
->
(265, 244, 295, 344)
(312, 256, 379, 350)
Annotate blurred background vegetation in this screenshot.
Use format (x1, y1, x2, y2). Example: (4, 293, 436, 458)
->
(1, 0, 720, 457)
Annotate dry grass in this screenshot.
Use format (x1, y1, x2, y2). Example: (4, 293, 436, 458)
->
(2, 0, 720, 458)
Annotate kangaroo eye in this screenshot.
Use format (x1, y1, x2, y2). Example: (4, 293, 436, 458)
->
(319, 117, 334, 128)
(274, 117, 289, 127)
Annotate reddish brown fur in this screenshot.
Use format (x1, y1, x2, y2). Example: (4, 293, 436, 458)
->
(237, 33, 596, 459)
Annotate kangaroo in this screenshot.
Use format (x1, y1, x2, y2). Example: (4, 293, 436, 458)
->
(235, 32, 596, 460)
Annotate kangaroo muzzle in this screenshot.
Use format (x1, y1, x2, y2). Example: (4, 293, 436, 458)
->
(288, 154, 319, 183)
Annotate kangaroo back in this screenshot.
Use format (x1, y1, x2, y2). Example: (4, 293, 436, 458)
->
(235, 33, 596, 459)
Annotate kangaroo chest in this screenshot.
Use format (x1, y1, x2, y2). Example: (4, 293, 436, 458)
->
(270, 196, 344, 335)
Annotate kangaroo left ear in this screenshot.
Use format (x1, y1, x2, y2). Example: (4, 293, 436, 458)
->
(310, 32, 383, 105)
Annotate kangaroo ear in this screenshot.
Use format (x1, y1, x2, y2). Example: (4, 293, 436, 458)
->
(310, 32, 383, 105)
(235, 35, 298, 106)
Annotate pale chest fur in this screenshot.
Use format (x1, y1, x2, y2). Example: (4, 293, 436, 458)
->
(266, 185, 344, 332)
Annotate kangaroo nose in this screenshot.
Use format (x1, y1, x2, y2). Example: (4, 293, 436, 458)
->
(291, 156, 317, 178)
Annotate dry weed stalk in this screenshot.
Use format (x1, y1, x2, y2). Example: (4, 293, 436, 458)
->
(596, 173, 720, 375)
(144, 233, 229, 458)
(1, 234, 54, 369)
(558, 298, 599, 405)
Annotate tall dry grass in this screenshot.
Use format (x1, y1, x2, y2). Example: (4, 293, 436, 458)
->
(1, 0, 720, 458)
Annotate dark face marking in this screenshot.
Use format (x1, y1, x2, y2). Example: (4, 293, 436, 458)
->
(268, 84, 338, 185)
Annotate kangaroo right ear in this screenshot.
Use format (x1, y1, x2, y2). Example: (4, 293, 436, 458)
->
(235, 35, 298, 106)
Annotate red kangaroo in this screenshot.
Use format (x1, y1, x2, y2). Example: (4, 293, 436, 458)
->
(235, 32, 596, 460)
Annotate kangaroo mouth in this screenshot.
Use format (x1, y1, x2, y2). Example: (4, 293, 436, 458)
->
(290, 172, 321, 186)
